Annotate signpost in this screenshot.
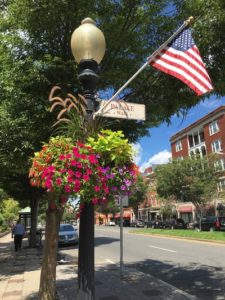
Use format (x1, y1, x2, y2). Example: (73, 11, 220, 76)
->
(95, 100, 146, 121)
(95, 99, 144, 279)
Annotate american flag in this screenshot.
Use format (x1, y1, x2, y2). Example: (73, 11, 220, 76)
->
(150, 28, 213, 96)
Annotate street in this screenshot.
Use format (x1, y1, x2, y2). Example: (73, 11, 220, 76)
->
(59, 226, 225, 300)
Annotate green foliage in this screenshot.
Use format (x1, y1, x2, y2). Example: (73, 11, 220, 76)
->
(129, 174, 148, 218)
(87, 129, 133, 166)
(1, 198, 20, 225)
(174, 0, 225, 96)
(155, 156, 219, 208)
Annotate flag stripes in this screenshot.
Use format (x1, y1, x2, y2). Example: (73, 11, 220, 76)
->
(150, 28, 213, 96)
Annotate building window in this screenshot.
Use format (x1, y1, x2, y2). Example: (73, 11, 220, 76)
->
(209, 120, 219, 135)
(218, 179, 225, 192)
(201, 146, 207, 156)
(199, 132, 205, 143)
(215, 159, 225, 171)
(175, 140, 182, 152)
(211, 140, 222, 153)
(188, 135, 194, 148)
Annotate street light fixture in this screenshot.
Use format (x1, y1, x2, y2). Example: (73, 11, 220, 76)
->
(71, 18, 105, 299)
(71, 17, 106, 114)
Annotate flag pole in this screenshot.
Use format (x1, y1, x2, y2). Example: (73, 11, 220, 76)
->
(94, 16, 194, 118)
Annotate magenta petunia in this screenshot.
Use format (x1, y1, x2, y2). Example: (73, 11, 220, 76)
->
(83, 174, 90, 182)
(94, 186, 100, 192)
(55, 178, 62, 186)
(64, 185, 71, 193)
(75, 171, 82, 178)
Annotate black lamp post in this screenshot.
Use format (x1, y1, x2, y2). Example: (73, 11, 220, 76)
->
(71, 18, 106, 299)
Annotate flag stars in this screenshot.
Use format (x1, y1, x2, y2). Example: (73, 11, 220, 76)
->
(170, 28, 195, 51)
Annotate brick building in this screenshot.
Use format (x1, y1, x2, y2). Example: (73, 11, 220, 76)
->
(170, 105, 225, 220)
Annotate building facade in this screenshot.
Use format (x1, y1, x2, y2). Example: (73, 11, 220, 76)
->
(170, 105, 225, 219)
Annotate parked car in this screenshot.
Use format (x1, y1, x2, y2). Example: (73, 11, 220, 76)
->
(193, 216, 225, 232)
(165, 218, 187, 229)
(106, 220, 116, 226)
(130, 219, 145, 227)
(123, 220, 131, 227)
(146, 219, 166, 229)
(58, 224, 79, 245)
(219, 216, 225, 231)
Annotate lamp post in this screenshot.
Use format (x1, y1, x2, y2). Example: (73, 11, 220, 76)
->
(71, 18, 105, 299)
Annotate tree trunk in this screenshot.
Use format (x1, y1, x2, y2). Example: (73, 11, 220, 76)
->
(77, 201, 95, 300)
(29, 197, 39, 248)
(39, 193, 63, 300)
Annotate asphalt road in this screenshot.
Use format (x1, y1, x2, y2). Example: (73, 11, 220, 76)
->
(93, 226, 225, 300)
(58, 226, 225, 299)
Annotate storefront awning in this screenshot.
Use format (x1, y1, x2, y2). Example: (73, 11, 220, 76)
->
(114, 211, 131, 219)
(177, 205, 193, 213)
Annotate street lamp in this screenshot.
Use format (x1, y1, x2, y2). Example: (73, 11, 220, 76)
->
(71, 17, 106, 114)
(71, 18, 105, 299)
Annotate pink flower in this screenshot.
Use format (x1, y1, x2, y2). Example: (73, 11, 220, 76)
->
(70, 160, 76, 166)
(59, 154, 66, 160)
(75, 171, 82, 178)
(45, 180, 52, 189)
(76, 162, 82, 169)
(81, 154, 87, 159)
(94, 186, 100, 192)
(88, 154, 98, 164)
(92, 198, 98, 205)
(86, 168, 92, 175)
(83, 174, 90, 182)
(64, 185, 71, 193)
(67, 176, 73, 183)
(73, 186, 80, 192)
(68, 169, 74, 176)
(104, 187, 110, 194)
(56, 178, 62, 186)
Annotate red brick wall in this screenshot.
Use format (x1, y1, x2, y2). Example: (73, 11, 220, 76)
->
(204, 114, 225, 154)
(171, 135, 189, 159)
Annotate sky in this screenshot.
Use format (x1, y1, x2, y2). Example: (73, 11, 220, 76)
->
(133, 95, 225, 172)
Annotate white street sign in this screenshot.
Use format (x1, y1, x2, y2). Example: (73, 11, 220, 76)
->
(95, 100, 146, 121)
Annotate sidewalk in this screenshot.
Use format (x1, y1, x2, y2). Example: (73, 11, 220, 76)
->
(0, 233, 198, 300)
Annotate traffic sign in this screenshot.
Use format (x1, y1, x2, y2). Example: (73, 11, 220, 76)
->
(95, 100, 146, 121)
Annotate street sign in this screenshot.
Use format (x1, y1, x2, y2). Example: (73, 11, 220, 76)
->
(114, 195, 129, 207)
(95, 100, 146, 121)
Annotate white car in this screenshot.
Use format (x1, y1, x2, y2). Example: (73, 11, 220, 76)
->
(58, 224, 79, 245)
(107, 220, 116, 226)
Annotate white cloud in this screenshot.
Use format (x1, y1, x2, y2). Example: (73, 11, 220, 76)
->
(140, 149, 171, 172)
(132, 143, 142, 165)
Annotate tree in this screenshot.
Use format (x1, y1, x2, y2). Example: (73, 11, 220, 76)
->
(155, 156, 219, 224)
(129, 174, 148, 218)
(1, 198, 20, 226)
(174, 0, 225, 96)
(29, 131, 138, 299)
(1, 0, 225, 247)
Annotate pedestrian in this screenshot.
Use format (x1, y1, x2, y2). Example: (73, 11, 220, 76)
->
(12, 220, 26, 252)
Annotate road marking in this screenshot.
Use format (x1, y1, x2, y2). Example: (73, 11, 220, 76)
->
(0, 246, 8, 249)
(105, 259, 116, 264)
(148, 245, 177, 253)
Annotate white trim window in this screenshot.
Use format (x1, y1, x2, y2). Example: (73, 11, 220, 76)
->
(209, 120, 219, 135)
(218, 179, 225, 192)
(211, 139, 222, 153)
(175, 140, 182, 152)
(214, 159, 225, 171)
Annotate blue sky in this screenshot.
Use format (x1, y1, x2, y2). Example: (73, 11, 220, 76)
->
(134, 95, 225, 172)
